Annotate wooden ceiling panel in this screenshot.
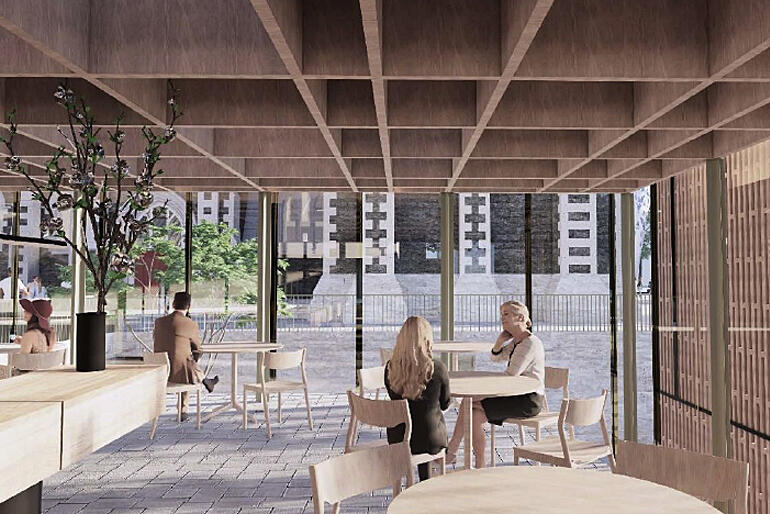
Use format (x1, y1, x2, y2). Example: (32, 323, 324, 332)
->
(0, 1, 769, 193)
(341, 129, 382, 157)
(387, 81, 476, 127)
(89, 0, 286, 77)
(382, 0, 500, 78)
(489, 81, 633, 129)
(326, 80, 377, 126)
(172, 79, 315, 126)
(390, 129, 461, 158)
(302, 0, 369, 76)
(472, 130, 587, 159)
(515, 0, 708, 80)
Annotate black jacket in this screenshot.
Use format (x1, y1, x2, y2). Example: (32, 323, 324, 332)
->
(385, 358, 451, 455)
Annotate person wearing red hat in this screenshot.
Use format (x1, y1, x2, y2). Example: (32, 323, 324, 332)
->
(18, 298, 56, 353)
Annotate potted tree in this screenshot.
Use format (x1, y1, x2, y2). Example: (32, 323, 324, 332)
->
(1, 82, 182, 371)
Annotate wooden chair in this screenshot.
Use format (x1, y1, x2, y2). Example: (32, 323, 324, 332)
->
(142, 352, 202, 438)
(357, 365, 386, 399)
(615, 440, 749, 514)
(310, 440, 412, 514)
(0, 348, 66, 378)
(379, 348, 392, 365)
(345, 390, 446, 482)
(242, 348, 313, 438)
(513, 390, 615, 471)
(489, 366, 572, 466)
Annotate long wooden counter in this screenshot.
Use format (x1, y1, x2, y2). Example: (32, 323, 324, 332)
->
(0, 365, 166, 505)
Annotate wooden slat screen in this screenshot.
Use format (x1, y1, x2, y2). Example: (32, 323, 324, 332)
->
(655, 145, 770, 513)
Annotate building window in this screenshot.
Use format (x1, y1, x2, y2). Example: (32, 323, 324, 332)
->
(19, 219, 27, 226)
(425, 243, 440, 260)
(569, 246, 590, 256)
(568, 194, 590, 204)
(568, 211, 590, 221)
(203, 207, 212, 215)
(20, 206, 27, 213)
(569, 264, 591, 273)
(203, 192, 212, 200)
(569, 229, 590, 238)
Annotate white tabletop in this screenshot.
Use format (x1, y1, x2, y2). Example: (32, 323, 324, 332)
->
(433, 342, 492, 354)
(199, 343, 282, 354)
(0, 343, 20, 354)
(448, 371, 539, 398)
(387, 467, 719, 513)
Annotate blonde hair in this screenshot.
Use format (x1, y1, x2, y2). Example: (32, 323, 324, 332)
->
(387, 316, 435, 400)
(501, 300, 532, 329)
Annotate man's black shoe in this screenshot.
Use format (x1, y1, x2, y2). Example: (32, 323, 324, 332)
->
(180, 412, 189, 422)
(202, 375, 219, 393)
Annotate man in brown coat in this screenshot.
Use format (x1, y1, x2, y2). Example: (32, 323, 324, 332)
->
(154, 292, 218, 420)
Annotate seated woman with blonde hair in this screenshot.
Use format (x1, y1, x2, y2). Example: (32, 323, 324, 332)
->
(17, 298, 56, 353)
(446, 300, 545, 467)
(385, 315, 451, 481)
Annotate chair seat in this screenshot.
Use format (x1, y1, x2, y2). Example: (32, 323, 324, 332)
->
(515, 436, 612, 466)
(244, 380, 305, 392)
(166, 382, 202, 394)
(348, 440, 389, 453)
(411, 449, 446, 466)
(504, 410, 560, 427)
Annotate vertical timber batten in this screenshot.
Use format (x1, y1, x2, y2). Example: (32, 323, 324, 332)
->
(705, 159, 731, 463)
(257, 192, 273, 345)
(621, 193, 637, 442)
(650, 184, 661, 445)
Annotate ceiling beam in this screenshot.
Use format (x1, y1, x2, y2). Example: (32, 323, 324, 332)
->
(359, 0, 392, 190)
(446, 0, 554, 191)
(249, 0, 358, 191)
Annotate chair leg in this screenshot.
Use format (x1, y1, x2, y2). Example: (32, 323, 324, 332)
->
(392, 480, 401, 499)
(196, 390, 201, 430)
(536, 425, 541, 441)
(331, 502, 340, 514)
(513, 451, 520, 466)
(438, 455, 446, 476)
(518, 424, 525, 445)
(304, 386, 314, 430)
(277, 392, 282, 423)
(262, 388, 272, 439)
(242, 385, 248, 430)
(149, 417, 158, 440)
(177, 393, 182, 423)
(489, 424, 496, 468)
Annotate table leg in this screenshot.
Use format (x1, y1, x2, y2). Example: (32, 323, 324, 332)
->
(463, 398, 473, 470)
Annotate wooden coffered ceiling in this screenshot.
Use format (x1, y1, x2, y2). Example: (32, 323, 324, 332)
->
(1, 0, 770, 193)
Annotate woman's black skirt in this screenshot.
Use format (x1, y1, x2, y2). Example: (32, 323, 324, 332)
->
(481, 392, 545, 426)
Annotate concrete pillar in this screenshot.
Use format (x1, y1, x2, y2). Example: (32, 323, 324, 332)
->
(440, 193, 455, 343)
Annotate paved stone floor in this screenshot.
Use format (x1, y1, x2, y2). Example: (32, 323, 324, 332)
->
(42, 391, 611, 514)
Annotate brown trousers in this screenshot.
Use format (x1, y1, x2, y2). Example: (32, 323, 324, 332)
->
(180, 365, 204, 413)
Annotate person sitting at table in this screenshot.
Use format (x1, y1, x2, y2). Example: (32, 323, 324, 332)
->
(154, 291, 218, 421)
(446, 300, 545, 468)
(18, 298, 56, 353)
(385, 315, 451, 481)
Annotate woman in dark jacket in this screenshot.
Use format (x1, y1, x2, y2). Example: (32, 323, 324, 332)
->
(384, 315, 451, 481)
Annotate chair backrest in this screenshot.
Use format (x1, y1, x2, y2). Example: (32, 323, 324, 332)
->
(142, 351, 170, 378)
(559, 389, 607, 427)
(615, 440, 749, 514)
(310, 441, 412, 513)
(345, 390, 411, 452)
(263, 348, 305, 370)
(544, 366, 569, 395)
(357, 366, 385, 394)
(379, 348, 392, 366)
(10, 348, 66, 371)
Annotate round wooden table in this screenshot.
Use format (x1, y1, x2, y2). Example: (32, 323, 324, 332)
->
(198, 342, 282, 422)
(388, 467, 720, 513)
(449, 371, 539, 469)
(433, 341, 492, 371)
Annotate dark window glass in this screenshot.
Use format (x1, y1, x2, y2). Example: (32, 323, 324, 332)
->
(568, 211, 590, 221)
(569, 229, 590, 239)
(569, 264, 591, 273)
(568, 194, 590, 204)
(569, 246, 590, 256)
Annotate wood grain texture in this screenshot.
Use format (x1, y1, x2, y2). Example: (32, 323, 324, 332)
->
(0, 401, 61, 503)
